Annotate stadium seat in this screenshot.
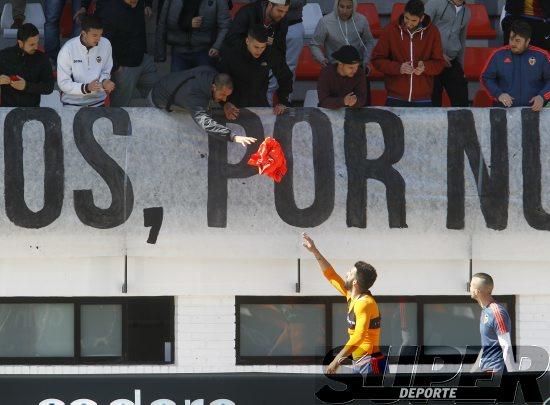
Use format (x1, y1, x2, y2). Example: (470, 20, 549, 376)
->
(356, 3, 382, 38)
(390, 3, 405, 25)
(40, 90, 63, 108)
(230, 2, 248, 19)
(472, 88, 493, 107)
(1, 3, 45, 38)
(303, 90, 319, 107)
(303, 3, 323, 38)
(296, 46, 322, 80)
(370, 89, 387, 106)
(464, 47, 497, 81)
(466, 4, 497, 39)
(391, 3, 496, 39)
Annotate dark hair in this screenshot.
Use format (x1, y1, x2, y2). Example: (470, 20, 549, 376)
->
(354, 261, 377, 292)
(472, 273, 494, 290)
(214, 73, 233, 89)
(17, 23, 39, 42)
(269, 0, 291, 7)
(81, 15, 103, 32)
(248, 24, 268, 43)
(510, 19, 532, 40)
(404, 0, 425, 17)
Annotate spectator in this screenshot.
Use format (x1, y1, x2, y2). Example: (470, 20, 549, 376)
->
(75, 0, 153, 22)
(218, 25, 292, 117)
(0, 23, 54, 107)
(425, 0, 470, 107)
(103, 0, 159, 107)
(481, 20, 550, 111)
(310, 0, 374, 70)
(317, 45, 367, 109)
(45, 0, 83, 65)
(155, 0, 231, 72)
(371, 0, 445, 107)
(57, 16, 115, 107)
(224, 0, 290, 58)
(502, 0, 550, 50)
(10, 0, 26, 29)
(148, 66, 257, 147)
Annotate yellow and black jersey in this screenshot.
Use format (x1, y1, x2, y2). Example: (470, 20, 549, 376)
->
(323, 266, 381, 360)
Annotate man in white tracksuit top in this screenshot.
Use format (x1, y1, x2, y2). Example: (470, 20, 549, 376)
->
(57, 15, 115, 107)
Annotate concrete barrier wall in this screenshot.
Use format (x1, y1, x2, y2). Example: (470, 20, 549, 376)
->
(1, 107, 549, 262)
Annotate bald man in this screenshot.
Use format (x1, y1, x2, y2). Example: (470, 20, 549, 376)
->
(469, 273, 516, 373)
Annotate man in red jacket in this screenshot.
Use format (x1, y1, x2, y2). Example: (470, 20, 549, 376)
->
(371, 0, 445, 107)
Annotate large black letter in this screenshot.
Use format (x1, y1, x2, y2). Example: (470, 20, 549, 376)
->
(73, 108, 133, 229)
(447, 109, 508, 230)
(344, 108, 406, 228)
(522, 109, 550, 230)
(207, 109, 264, 227)
(4, 107, 64, 228)
(274, 108, 334, 227)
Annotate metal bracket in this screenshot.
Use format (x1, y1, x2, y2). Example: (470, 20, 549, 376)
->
(296, 258, 301, 293)
(122, 254, 128, 294)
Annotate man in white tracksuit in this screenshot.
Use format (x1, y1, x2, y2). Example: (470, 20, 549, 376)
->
(57, 15, 115, 107)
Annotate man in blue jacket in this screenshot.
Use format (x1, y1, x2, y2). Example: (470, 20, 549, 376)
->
(481, 20, 550, 111)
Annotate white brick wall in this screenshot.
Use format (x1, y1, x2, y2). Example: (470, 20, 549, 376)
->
(1, 294, 548, 374)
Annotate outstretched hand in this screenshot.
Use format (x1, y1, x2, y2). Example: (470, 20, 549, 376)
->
(302, 232, 318, 253)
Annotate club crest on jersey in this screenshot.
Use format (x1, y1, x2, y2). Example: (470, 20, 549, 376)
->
(483, 314, 489, 324)
(529, 57, 536, 66)
(96, 56, 102, 63)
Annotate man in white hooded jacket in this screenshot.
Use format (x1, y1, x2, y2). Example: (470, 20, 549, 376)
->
(57, 15, 115, 107)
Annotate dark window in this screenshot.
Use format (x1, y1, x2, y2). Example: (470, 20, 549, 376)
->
(236, 296, 515, 365)
(0, 297, 174, 365)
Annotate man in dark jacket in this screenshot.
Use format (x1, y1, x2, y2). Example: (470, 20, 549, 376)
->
(317, 45, 367, 109)
(502, 0, 550, 50)
(218, 25, 292, 117)
(224, 0, 290, 57)
(481, 20, 550, 111)
(149, 66, 257, 147)
(0, 23, 54, 107)
(103, 0, 159, 107)
(371, 0, 445, 107)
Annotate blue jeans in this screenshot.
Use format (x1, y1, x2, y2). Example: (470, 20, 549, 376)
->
(45, 0, 82, 62)
(170, 48, 212, 73)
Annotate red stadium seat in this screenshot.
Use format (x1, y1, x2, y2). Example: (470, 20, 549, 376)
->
(466, 4, 496, 39)
(370, 89, 387, 106)
(472, 88, 493, 107)
(356, 3, 382, 38)
(296, 46, 322, 80)
(391, 3, 496, 39)
(61, 0, 96, 38)
(230, 2, 248, 18)
(390, 3, 405, 25)
(464, 47, 497, 81)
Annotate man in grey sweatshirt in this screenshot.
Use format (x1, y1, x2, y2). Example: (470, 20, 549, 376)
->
(425, 0, 471, 106)
(310, 0, 374, 69)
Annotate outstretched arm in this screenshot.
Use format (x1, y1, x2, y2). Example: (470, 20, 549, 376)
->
(302, 233, 347, 296)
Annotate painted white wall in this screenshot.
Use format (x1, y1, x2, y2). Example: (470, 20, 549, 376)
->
(0, 293, 548, 374)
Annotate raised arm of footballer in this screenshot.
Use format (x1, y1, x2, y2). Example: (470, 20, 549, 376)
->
(302, 233, 385, 376)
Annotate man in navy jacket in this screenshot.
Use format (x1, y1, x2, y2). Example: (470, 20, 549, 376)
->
(481, 20, 550, 111)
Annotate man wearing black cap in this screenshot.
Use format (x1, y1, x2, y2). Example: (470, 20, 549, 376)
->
(317, 45, 367, 109)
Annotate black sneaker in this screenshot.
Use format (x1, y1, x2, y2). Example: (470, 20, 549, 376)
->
(11, 16, 25, 29)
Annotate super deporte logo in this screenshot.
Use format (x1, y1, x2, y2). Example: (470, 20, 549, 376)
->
(38, 390, 235, 405)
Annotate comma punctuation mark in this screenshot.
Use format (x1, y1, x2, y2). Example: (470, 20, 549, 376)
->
(143, 207, 164, 244)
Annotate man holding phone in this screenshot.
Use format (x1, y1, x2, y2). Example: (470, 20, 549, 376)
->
(317, 45, 367, 109)
(0, 23, 54, 107)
